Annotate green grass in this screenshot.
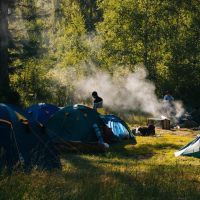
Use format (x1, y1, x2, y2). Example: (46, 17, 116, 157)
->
(1, 130, 200, 200)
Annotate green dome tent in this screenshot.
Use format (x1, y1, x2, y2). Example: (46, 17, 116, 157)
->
(46, 105, 109, 152)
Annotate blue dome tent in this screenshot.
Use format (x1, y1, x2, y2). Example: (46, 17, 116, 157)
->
(25, 103, 60, 126)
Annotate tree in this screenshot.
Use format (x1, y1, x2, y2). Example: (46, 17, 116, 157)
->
(8, 0, 89, 105)
(77, 0, 102, 31)
(96, 1, 164, 74)
(96, 0, 200, 106)
(0, 0, 9, 98)
(166, 0, 200, 106)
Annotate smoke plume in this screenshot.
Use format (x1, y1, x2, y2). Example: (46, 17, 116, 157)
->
(75, 65, 185, 121)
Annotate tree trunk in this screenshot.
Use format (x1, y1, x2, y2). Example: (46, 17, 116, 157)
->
(0, 0, 9, 96)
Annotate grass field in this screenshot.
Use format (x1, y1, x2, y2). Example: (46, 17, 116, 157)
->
(0, 129, 200, 200)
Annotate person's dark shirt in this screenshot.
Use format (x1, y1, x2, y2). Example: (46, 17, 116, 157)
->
(93, 96, 103, 109)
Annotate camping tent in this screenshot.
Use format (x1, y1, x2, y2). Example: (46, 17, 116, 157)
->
(175, 135, 200, 158)
(0, 104, 61, 171)
(25, 103, 59, 126)
(101, 114, 136, 142)
(47, 105, 109, 152)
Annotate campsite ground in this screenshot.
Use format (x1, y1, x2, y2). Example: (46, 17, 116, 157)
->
(1, 129, 200, 200)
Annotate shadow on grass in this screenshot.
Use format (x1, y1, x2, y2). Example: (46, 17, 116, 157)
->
(60, 139, 183, 162)
(1, 151, 200, 200)
(60, 153, 200, 200)
(61, 153, 101, 171)
(105, 140, 182, 160)
(0, 138, 196, 200)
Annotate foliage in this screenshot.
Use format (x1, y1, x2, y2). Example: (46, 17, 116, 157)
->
(8, 0, 89, 106)
(0, 0, 199, 107)
(96, 0, 200, 102)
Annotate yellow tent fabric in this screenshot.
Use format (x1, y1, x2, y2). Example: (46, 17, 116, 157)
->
(15, 112, 29, 125)
(97, 108, 106, 115)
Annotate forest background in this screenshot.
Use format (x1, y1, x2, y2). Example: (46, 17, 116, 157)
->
(0, 0, 200, 112)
